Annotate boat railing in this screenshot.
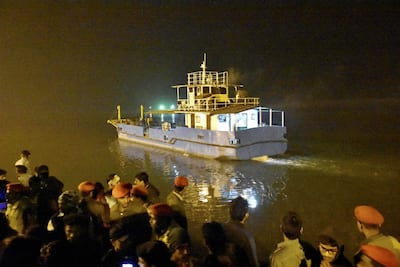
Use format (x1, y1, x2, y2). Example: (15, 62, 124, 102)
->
(177, 97, 260, 112)
(188, 71, 228, 86)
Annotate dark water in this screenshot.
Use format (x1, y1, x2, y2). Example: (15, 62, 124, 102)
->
(1, 98, 399, 263)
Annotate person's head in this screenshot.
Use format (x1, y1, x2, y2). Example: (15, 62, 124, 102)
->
(113, 182, 133, 207)
(134, 172, 149, 186)
(174, 176, 189, 192)
(354, 205, 384, 235)
(318, 234, 341, 263)
(77, 181, 95, 197)
(137, 240, 172, 267)
(109, 222, 131, 253)
(281, 211, 303, 240)
(6, 183, 25, 204)
(58, 190, 79, 214)
(131, 185, 148, 202)
(147, 203, 173, 235)
(202, 221, 227, 255)
(21, 150, 31, 158)
(107, 173, 120, 189)
(37, 165, 50, 178)
(229, 196, 249, 223)
(356, 244, 398, 267)
(63, 214, 90, 241)
(15, 165, 28, 175)
(92, 182, 105, 200)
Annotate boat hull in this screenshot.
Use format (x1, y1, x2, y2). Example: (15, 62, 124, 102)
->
(114, 123, 287, 160)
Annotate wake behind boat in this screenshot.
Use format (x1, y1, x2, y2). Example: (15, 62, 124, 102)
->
(107, 54, 287, 160)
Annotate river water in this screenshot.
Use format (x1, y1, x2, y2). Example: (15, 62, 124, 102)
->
(1, 98, 399, 263)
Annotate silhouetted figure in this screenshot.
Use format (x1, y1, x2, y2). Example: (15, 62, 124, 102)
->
(166, 175, 189, 230)
(0, 235, 42, 267)
(147, 203, 192, 267)
(223, 196, 259, 267)
(0, 213, 17, 243)
(40, 239, 78, 267)
(137, 240, 176, 267)
(63, 213, 103, 267)
(29, 165, 63, 227)
(202, 221, 235, 267)
(47, 190, 80, 241)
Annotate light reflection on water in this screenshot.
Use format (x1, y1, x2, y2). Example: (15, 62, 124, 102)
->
(112, 139, 289, 217)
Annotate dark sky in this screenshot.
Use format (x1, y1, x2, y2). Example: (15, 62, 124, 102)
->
(1, 2, 399, 123)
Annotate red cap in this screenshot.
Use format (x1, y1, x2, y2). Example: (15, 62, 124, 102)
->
(174, 176, 189, 187)
(354, 205, 384, 225)
(112, 182, 132, 198)
(361, 245, 399, 267)
(78, 181, 95, 193)
(6, 183, 25, 193)
(148, 203, 173, 217)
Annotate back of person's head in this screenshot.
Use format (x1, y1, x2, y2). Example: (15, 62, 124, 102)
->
(229, 196, 248, 221)
(21, 150, 31, 157)
(92, 182, 104, 199)
(131, 185, 148, 201)
(15, 165, 28, 174)
(281, 211, 303, 240)
(135, 172, 149, 184)
(137, 240, 174, 267)
(202, 221, 227, 255)
(37, 165, 50, 178)
(354, 205, 384, 230)
(58, 190, 79, 214)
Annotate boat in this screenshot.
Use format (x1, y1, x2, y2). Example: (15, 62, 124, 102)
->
(107, 54, 287, 160)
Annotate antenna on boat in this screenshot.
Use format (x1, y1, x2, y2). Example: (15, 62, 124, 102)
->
(200, 53, 206, 84)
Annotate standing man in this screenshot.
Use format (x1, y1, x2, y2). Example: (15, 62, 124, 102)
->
(223, 196, 259, 267)
(353, 205, 400, 262)
(147, 203, 191, 266)
(269, 211, 318, 267)
(166, 175, 189, 230)
(134, 172, 160, 204)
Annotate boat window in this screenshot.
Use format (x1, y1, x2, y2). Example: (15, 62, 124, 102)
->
(211, 87, 227, 94)
(211, 87, 219, 94)
(203, 87, 210, 94)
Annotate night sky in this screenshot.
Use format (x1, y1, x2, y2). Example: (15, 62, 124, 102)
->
(1, 2, 399, 124)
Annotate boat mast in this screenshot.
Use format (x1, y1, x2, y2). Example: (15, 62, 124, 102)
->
(201, 53, 206, 84)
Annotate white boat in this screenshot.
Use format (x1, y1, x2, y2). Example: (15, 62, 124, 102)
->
(107, 54, 287, 160)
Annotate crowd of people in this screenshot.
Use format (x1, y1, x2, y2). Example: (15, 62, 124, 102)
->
(0, 150, 399, 267)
